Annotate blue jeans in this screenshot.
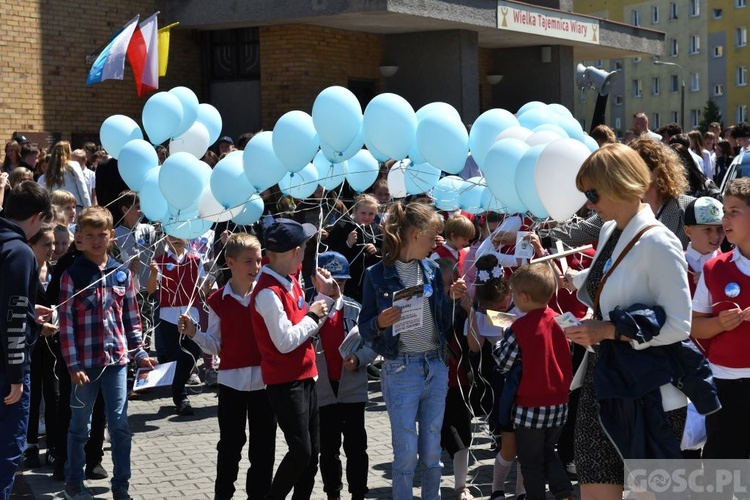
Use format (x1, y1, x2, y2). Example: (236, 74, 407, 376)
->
(0, 373, 30, 500)
(66, 364, 131, 490)
(381, 350, 448, 500)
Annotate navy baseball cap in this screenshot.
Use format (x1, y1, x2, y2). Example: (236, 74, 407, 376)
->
(218, 135, 234, 145)
(264, 218, 317, 253)
(318, 252, 351, 279)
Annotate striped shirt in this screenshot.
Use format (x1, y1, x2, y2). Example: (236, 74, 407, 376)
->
(394, 260, 439, 353)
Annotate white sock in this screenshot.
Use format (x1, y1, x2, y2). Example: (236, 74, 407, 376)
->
(492, 453, 513, 492)
(453, 448, 470, 490)
(515, 460, 527, 497)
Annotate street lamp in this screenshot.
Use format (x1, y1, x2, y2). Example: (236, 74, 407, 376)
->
(654, 60, 685, 131)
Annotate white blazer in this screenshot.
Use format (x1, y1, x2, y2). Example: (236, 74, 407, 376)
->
(574, 204, 691, 411)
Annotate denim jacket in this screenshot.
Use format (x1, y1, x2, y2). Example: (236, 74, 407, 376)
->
(359, 258, 455, 360)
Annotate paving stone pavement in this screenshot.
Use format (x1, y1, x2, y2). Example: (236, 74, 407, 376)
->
(16, 379, 579, 499)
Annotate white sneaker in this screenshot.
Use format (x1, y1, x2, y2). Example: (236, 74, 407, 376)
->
(186, 373, 202, 386)
(457, 488, 475, 500)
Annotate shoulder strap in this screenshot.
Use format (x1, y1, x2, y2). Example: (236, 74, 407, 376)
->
(593, 225, 657, 319)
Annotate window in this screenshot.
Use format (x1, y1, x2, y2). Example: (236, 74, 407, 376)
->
(632, 56, 642, 63)
(739, 105, 748, 123)
(671, 111, 679, 123)
(714, 84, 724, 96)
(208, 28, 261, 80)
(614, 95, 624, 105)
(652, 77, 661, 95)
(595, 59, 604, 68)
(670, 74, 679, 92)
(669, 2, 678, 19)
(652, 113, 661, 128)
(690, 72, 701, 91)
(737, 0, 747, 8)
(632, 9, 641, 26)
(615, 117, 622, 130)
(690, 0, 700, 17)
(713, 8, 723, 18)
(690, 35, 701, 54)
(690, 109, 700, 128)
(615, 61, 623, 70)
(670, 39, 679, 57)
(633, 79, 643, 98)
(738, 66, 748, 86)
(652, 6, 660, 24)
(737, 27, 748, 47)
(714, 45, 724, 57)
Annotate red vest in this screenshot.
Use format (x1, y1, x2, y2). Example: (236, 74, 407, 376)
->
(703, 252, 750, 368)
(250, 271, 317, 385)
(548, 249, 595, 320)
(512, 308, 572, 407)
(206, 286, 261, 370)
(318, 308, 344, 382)
(686, 255, 713, 355)
(433, 244, 468, 276)
(155, 252, 201, 308)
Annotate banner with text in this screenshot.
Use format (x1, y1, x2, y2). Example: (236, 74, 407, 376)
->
(497, 1, 600, 45)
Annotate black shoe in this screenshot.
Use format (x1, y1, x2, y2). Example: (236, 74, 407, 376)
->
(176, 400, 194, 416)
(367, 364, 381, 380)
(45, 450, 57, 466)
(23, 447, 41, 468)
(85, 462, 108, 480)
(52, 462, 66, 481)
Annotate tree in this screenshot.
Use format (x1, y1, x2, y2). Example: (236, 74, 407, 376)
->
(698, 99, 722, 134)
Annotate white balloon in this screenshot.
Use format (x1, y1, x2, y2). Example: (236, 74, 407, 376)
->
(525, 130, 564, 147)
(387, 161, 408, 199)
(169, 121, 210, 159)
(496, 126, 533, 142)
(534, 139, 591, 222)
(198, 186, 243, 222)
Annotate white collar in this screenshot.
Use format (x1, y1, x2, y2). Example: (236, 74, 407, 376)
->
(441, 243, 459, 258)
(260, 266, 293, 292)
(731, 249, 750, 265)
(685, 243, 719, 268)
(222, 280, 253, 305)
(166, 248, 188, 263)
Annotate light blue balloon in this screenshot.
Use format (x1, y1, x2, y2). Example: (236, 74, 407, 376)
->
(546, 103, 574, 118)
(345, 150, 379, 193)
(468, 109, 520, 169)
(279, 163, 319, 199)
(363, 93, 417, 160)
(312, 86, 363, 152)
(533, 123, 569, 138)
(363, 136, 390, 163)
(321, 127, 364, 164)
(164, 211, 213, 239)
(557, 116, 586, 142)
(100, 115, 143, 159)
(459, 177, 486, 214)
(313, 151, 347, 190)
(404, 162, 441, 195)
(517, 101, 546, 116)
(139, 169, 169, 222)
(143, 92, 183, 145)
(243, 131, 288, 192)
(433, 176, 465, 211)
(517, 108, 554, 130)
(167, 200, 198, 217)
(408, 138, 426, 165)
(211, 151, 256, 209)
(118, 139, 158, 192)
(197, 103, 222, 146)
(159, 152, 208, 210)
(514, 145, 549, 218)
(480, 187, 506, 213)
(416, 113, 469, 175)
(483, 138, 530, 213)
(416, 102, 462, 122)
(273, 110, 319, 173)
(232, 194, 265, 225)
(169, 87, 199, 138)
(583, 135, 600, 153)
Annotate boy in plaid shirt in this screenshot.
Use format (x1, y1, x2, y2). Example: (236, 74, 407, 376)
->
(59, 206, 156, 500)
(495, 263, 573, 500)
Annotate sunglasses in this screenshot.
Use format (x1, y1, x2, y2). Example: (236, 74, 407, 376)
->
(584, 189, 600, 205)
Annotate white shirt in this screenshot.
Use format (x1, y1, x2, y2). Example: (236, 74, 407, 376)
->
(253, 266, 322, 354)
(192, 281, 265, 392)
(430, 242, 459, 261)
(157, 249, 207, 324)
(685, 243, 720, 278)
(692, 249, 750, 379)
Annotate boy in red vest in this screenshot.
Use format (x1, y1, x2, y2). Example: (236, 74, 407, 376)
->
(692, 178, 750, 464)
(146, 235, 210, 416)
(430, 214, 475, 275)
(250, 219, 334, 500)
(179, 233, 276, 500)
(495, 263, 573, 500)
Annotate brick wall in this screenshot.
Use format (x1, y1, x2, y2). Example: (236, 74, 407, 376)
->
(260, 25, 384, 129)
(0, 0, 201, 148)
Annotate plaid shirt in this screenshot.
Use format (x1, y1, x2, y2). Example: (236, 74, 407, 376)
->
(495, 326, 568, 429)
(59, 254, 146, 371)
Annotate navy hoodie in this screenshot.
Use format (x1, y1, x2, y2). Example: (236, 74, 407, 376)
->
(0, 217, 38, 383)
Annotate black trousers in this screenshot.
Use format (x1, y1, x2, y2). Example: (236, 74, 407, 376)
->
(214, 385, 277, 500)
(158, 320, 203, 405)
(28, 337, 61, 449)
(56, 366, 106, 467)
(440, 386, 472, 457)
(265, 378, 319, 500)
(515, 426, 573, 500)
(319, 401, 368, 498)
(704, 378, 750, 459)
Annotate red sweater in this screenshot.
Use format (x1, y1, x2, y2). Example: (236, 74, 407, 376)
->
(512, 308, 572, 407)
(206, 286, 261, 370)
(155, 252, 201, 308)
(703, 252, 750, 368)
(250, 271, 318, 385)
(433, 244, 468, 276)
(318, 308, 344, 382)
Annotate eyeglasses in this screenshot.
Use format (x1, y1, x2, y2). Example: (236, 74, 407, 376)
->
(584, 189, 600, 205)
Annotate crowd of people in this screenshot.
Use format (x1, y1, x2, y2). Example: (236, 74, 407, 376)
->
(0, 116, 749, 500)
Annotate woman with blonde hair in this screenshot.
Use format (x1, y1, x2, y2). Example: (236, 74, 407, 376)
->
(38, 141, 91, 210)
(688, 129, 714, 179)
(2, 140, 21, 173)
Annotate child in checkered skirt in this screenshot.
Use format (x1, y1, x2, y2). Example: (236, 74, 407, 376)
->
(494, 263, 574, 500)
